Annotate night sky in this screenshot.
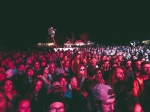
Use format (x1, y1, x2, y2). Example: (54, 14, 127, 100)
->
(0, 1, 150, 47)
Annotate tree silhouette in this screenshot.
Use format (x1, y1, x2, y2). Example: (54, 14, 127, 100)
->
(79, 32, 89, 49)
(54, 34, 65, 46)
(71, 32, 76, 43)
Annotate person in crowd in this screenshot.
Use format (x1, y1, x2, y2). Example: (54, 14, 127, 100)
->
(100, 55, 108, 63)
(123, 60, 134, 83)
(26, 77, 47, 112)
(47, 81, 67, 98)
(59, 52, 64, 61)
(0, 90, 13, 112)
(46, 92, 66, 112)
(55, 60, 65, 76)
(25, 57, 33, 68)
(70, 76, 79, 90)
(12, 63, 26, 89)
(48, 62, 56, 81)
(41, 57, 47, 63)
(33, 61, 42, 77)
(124, 99, 143, 112)
(0, 68, 7, 86)
(17, 67, 35, 97)
(87, 57, 98, 77)
(71, 53, 81, 74)
(117, 55, 124, 66)
(81, 57, 88, 68)
(14, 58, 21, 69)
(61, 55, 69, 65)
(92, 84, 116, 112)
(131, 55, 138, 61)
(132, 59, 142, 78)
(16, 97, 31, 112)
(132, 61, 150, 111)
(6, 61, 18, 78)
(0, 59, 8, 70)
(92, 68, 105, 84)
(39, 67, 53, 92)
(110, 58, 119, 68)
(101, 60, 111, 81)
(75, 64, 87, 88)
(77, 77, 97, 112)
(49, 56, 55, 63)
(40, 61, 47, 70)
(57, 74, 71, 96)
(107, 66, 133, 110)
(57, 74, 72, 112)
(63, 60, 74, 78)
(1, 78, 20, 110)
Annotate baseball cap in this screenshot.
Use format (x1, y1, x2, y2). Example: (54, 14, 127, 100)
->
(47, 81, 67, 94)
(92, 84, 115, 101)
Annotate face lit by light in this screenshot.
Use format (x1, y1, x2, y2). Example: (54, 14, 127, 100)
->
(79, 66, 85, 75)
(34, 81, 43, 92)
(101, 98, 115, 112)
(71, 77, 78, 88)
(3, 80, 13, 92)
(44, 67, 49, 74)
(59, 78, 67, 86)
(135, 61, 141, 70)
(27, 69, 34, 76)
(91, 58, 96, 64)
(34, 62, 40, 69)
(116, 68, 124, 81)
(64, 56, 68, 61)
(143, 64, 150, 75)
(49, 102, 65, 112)
(0, 73, 5, 81)
(134, 103, 143, 112)
(18, 65, 25, 71)
(18, 100, 31, 112)
(65, 61, 70, 68)
(96, 70, 102, 78)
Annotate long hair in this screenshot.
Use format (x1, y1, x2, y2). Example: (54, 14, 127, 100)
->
(107, 66, 127, 87)
(0, 90, 12, 112)
(76, 64, 87, 78)
(81, 77, 97, 97)
(75, 64, 87, 87)
(26, 77, 44, 101)
(0, 67, 7, 77)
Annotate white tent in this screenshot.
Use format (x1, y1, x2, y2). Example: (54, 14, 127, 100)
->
(64, 41, 73, 47)
(74, 40, 85, 46)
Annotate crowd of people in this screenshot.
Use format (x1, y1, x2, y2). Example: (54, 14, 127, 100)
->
(0, 44, 150, 112)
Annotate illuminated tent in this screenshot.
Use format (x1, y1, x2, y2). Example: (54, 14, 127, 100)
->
(74, 40, 85, 46)
(64, 41, 73, 47)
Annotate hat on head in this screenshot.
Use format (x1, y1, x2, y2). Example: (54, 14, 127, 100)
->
(47, 81, 66, 94)
(92, 84, 115, 101)
(46, 92, 66, 110)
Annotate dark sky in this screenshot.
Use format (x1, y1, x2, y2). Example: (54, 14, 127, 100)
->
(0, 1, 150, 46)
